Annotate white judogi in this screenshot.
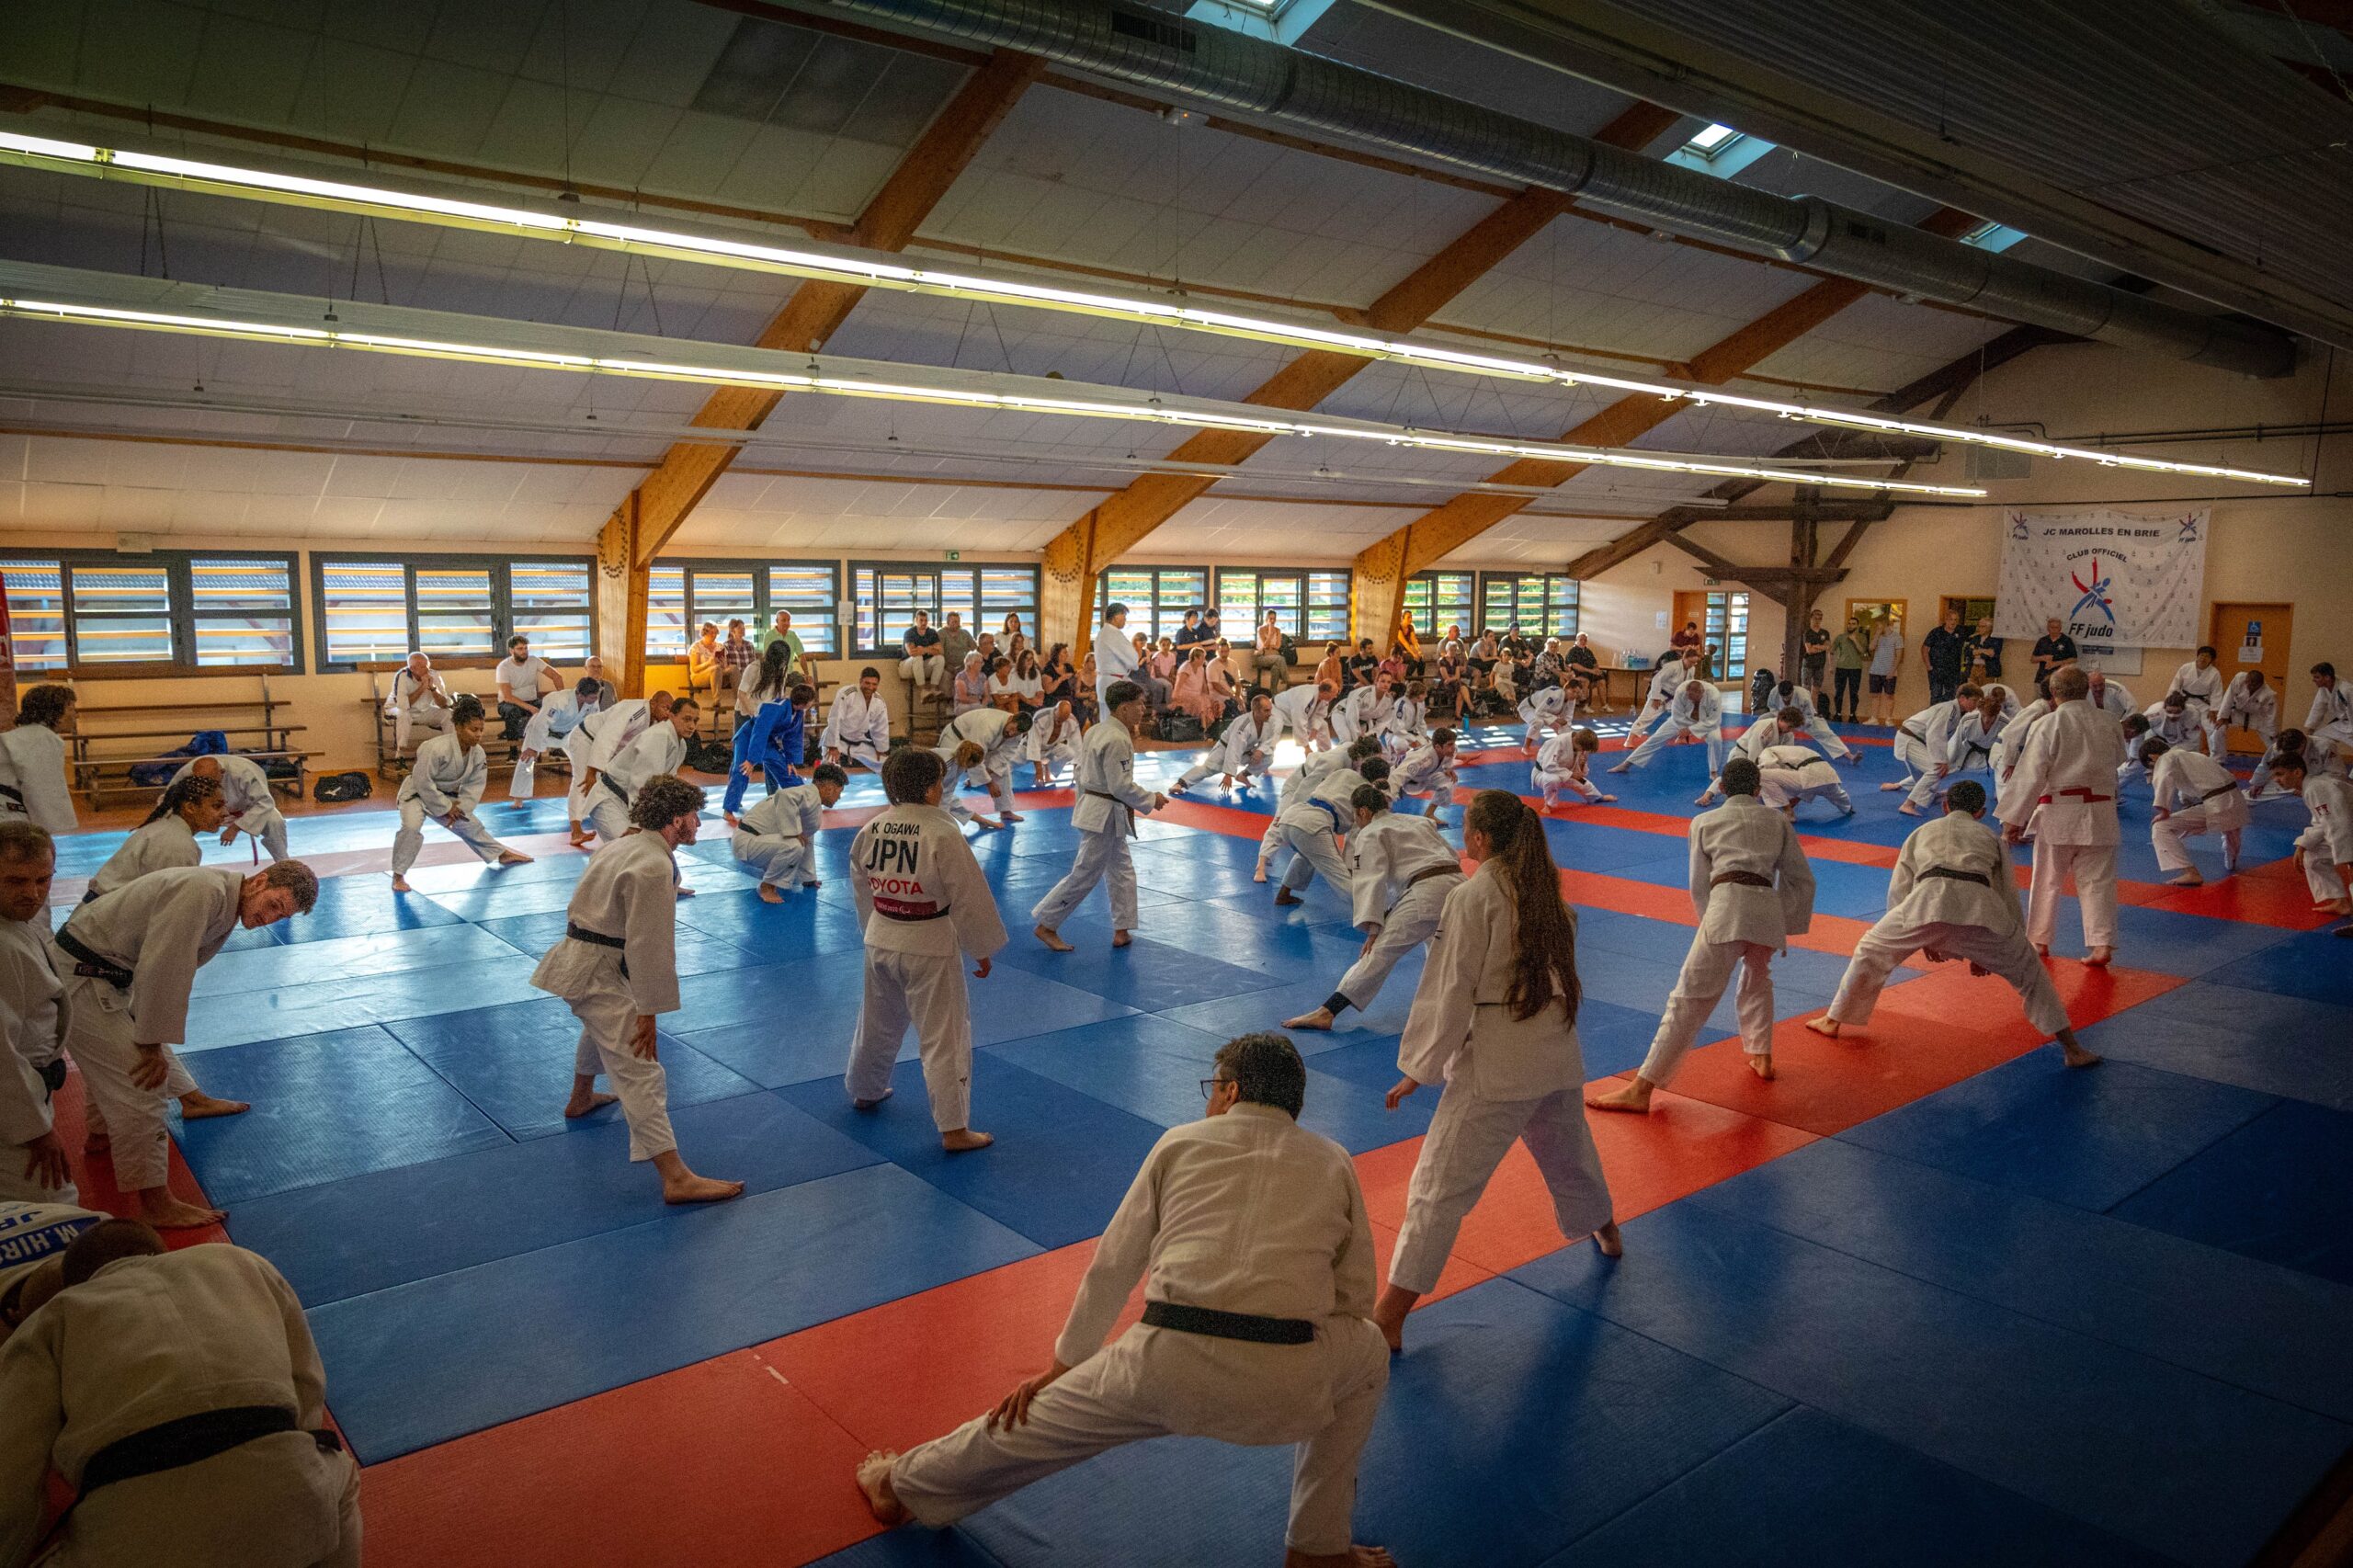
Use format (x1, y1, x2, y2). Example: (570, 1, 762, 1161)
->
(384, 665, 453, 752)
(1617, 685, 1725, 773)
(1268, 685, 1333, 750)
(1390, 742, 1456, 813)
(0, 726, 75, 835)
(1998, 699, 2128, 952)
(2150, 746, 2248, 877)
(1756, 743, 1853, 815)
(2209, 673, 2278, 761)
(52, 868, 244, 1192)
(733, 782, 826, 892)
(822, 686, 892, 768)
(1733, 717, 1804, 767)
(1027, 705, 1082, 781)
(936, 709, 1024, 824)
(1992, 698, 2052, 809)
(1032, 720, 1154, 934)
(1329, 811, 1462, 1012)
(0, 915, 73, 1204)
(1178, 709, 1275, 790)
(588, 723, 688, 845)
(394, 732, 509, 873)
(1637, 794, 1815, 1083)
(1952, 695, 2016, 772)
(1517, 685, 1572, 745)
(84, 816, 200, 905)
(887, 1104, 1389, 1559)
(2169, 659, 2225, 714)
(1769, 685, 1853, 760)
(1381, 694, 1428, 758)
(1261, 747, 1352, 867)
(847, 802, 1006, 1131)
(2294, 773, 2353, 903)
(168, 754, 289, 861)
(1274, 768, 1370, 899)
(531, 830, 684, 1162)
(1631, 663, 1690, 735)
(1390, 862, 1614, 1293)
(0, 1199, 99, 1305)
(1530, 735, 1601, 804)
(2142, 701, 2204, 750)
(2303, 684, 2353, 771)
(1093, 620, 1142, 710)
(1824, 811, 2069, 1037)
(570, 697, 651, 825)
(0, 1244, 360, 1568)
(1891, 699, 1974, 809)
(2085, 678, 2136, 725)
(1328, 686, 1392, 745)
(511, 687, 590, 800)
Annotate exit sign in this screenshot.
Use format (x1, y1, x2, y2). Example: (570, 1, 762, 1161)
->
(944, 549, 961, 561)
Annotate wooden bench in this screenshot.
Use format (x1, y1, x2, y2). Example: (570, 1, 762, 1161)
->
(362, 674, 544, 783)
(68, 675, 315, 805)
(71, 743, 324, 808)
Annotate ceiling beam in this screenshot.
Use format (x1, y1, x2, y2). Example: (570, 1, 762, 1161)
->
(1037, 99, 1680, 653)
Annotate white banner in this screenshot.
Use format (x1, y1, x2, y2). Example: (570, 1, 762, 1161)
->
(1994, 507, 2210, 657)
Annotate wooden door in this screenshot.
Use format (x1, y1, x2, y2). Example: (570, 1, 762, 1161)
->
(2209, 601, 2291, 755)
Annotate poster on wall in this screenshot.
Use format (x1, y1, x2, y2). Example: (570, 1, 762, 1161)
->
(1994, 507, 2210, 660)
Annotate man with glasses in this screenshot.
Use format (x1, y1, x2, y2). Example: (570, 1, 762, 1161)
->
(857, 1032, 1393, 1568)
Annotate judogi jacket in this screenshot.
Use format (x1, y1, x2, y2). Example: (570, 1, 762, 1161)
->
(739, 781, 825, 844)
(2296, 774, 2353, 868)
(601, 723, 687, 801)
(938, 709, 1024, 780)
(398, 733, 487, 816)
(1398, 861, 1585, 1100)
(1347, 811, 1461, 931)
(1392, 743, 1455, 796)
(2151, 748, 2247, 827)
(847, 803, 1008, 960)
(1331, 686, 1392, 737)
(1279, 747, 1352, 813)
(1277, 768, 1370, 835)
(52, 867, 244, 1045)
(1662, 686, 1724, 735)
(2305, 683, 2353, 743)
(824, 687, 891, 754)
(1734, 720, 1806, 765)
(518, 688, 590, 752)
(2215, 674, 2277, 736)
(168, 754, 276, 822)
(85, 817, 200, 903)
(1517, 686, 1570, 723)
(1998, 699, 2129, 845)
(577, 699, 652, 771)
(1028, 706, 1082, 762)
(1757, 744, 1840, 798)
(0, 915, 68, 1153)
(0, 728, 75, 835)
(1211, 710, 1274, 774)
(1053, 1103, 1374, 1383)
(1688, 794, 1815, 949)
(2141, 702, 2202, 749)
(2085, 680, 2136, 722)
(0, 1199, 99, 1312)
(1384, 695, 1428, 742)
(1072, 722, 1153, 836)
(1268, 685, 1329, 742)
(0, 1244, 331, 1567)
(1882, 812, 2025, 934)
(1643, 664, 1689, 710)
(1995, 699, 2052, 771)
(1898, 699, 1972, 767)
(531, 831, 680, 1016)
(1093, 624, 1142, 685)
(2168, 661, 2225, 710)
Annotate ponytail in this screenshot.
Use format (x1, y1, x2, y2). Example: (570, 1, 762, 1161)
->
(1464, 788, 1580, 1024)
(145, 771, 222, 826)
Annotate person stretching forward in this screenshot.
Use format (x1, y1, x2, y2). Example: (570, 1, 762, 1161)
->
(1285, 785, 1464, 1034)
(856, 1032, 1393, 1568)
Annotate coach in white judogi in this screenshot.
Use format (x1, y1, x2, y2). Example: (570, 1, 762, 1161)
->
(2143, 737, 2248, 884)
(169, 753, 290, 862)
(588, 703, 695, 845)
(383, 653, 453, 753)
(1285, 790, 1462, 1033)
(1176, 694, 1276, 791)
(1998, 667, 2128, 962)
(394, 725, 514, 876)
(1092, 605, 1142, 712)
(936, 707, 1030, 827)
(1757, 743, 1854, 817)
(1033, 682, 1163, 946)
(823, 669, 893, 770)
(1610, 681, 1724, 775)
(1594, 759, 1814, 1109)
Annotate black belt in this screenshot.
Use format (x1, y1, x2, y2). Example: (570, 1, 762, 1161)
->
(601, 774, 629, 801)
(567, 922, 629, 978)
(2200, 782, 2242, 802)
(1920, 868, 1991, 886)
(1141, 1301, 1313, 1345)
(1711, 870, 1774, 889)
(1901, 725, 1927, 742)
(78, 1406, 340, 1499)
(0, 781, 22, 807)
(54, 928, 132, 989)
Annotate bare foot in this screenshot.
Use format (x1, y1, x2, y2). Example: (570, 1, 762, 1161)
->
(1111, 930, 1132, 949)
(758, 883, 785, 903)
(1747, 1052, 1776, 1080)
(974, 818, 1003, 832)
(1594, 1221, 1623, 1258)
(1035, 925, 1074, 953)
(1880, 780, 1904, 791)
(563, 1091, 619, 1119)
(852, 1088, 895, 1112)
(497, 851, 533, 867)
(1253, 861, 1270, 883)
(1001, 811, 1024, 824)
(941, 1129, 995, 1153)
(391, 874, 412, 892)
(857, 1450, 911, 1527)
(2063, 1041, 2103, 1068)
(177, 1092, 249, 1119)
(1284, 1548, 1395, 1568)
(569, 831, 594, 847)
(1803, 1016, 1842, 1040)
(140, 1192, 224, 1229)
(676, 887, 697, 899)
(1586, 1078, 1654, 1114)
(1283, 1007, 1337, 1031)
(2084, 947, 2112, 967)
(1898, 803, 1924, 817)
(1606, 763, 1631, 775)
(1274, 889, 1302, 906)
(2168, 872, 2204, 887)
(1597, 793, 1618, 803)
(662, 1174, 745, 1204)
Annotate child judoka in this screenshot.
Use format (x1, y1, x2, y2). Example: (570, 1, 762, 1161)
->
(936, 708, 1033, 829)
(1390, 728, 1461, 821)
(1271, 757, 1386, 909)
(847, 746, 1008, 1152)
(1531, 727, 1613, 810)
(733, 762, 847, 901)
(1284, 784, 1465, 1033)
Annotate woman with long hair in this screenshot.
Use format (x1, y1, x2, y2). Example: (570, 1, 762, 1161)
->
(1375, 788, 1620, 1350)
(724, 640, 809, 822)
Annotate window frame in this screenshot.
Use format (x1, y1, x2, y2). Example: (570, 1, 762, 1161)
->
(0, 549, 303, 677)
(1403, 570, 1476, 644)
(1094, 564, 1211, 648)
(644, 558, 843, 664)
(1705, 588, 1752, 685)
(310, 551, 597, 673)
(1213, 566, 1351, 648)
(850, 561, 1040, 658)
(1475, 572, 1581, 641)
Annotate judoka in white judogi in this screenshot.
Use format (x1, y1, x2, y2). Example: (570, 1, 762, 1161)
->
(1257, 744, 1369, 879)
(1766, 681, 1854, 761)
(1610, 682, 1725, 775)
(1176, 700, 1276, 791)
(169, 754, 290, 861)
(1031, 691, 1162, 943)
(383, 659, 453, 752)
(1997, 673, 2128, 960)
(1268, 683, 1336, 752)
(588, 713, 690, 845)
(83, 814, 203, 906)
(510, 685, 592, 801)
(1886, 693, 1982, 812)
(1756, 743, 1854, 817)
(0, 895, 72, 1205)
(1530, 732, 1608, 809)
(733, 778, 832, 893)
(1271, 767, 1371, 903)
(0, 722, 75, 836)
(1026, 701, 1082, 785)
(1381, 690, 1428, 759)
(1630, 659, 1694, 736)
(1329, 683, 1393, 745)
(2290, 767, 2353, 906)
(393, 731, 513, 874)
(823, 675, 894, 769)
(2169, 654, 2226, 715)
(1286, 795, 1462, 1030)
(2210, 671, 2278, 764)
(1517, 684, 1572, 752)
(2144, 740, 2247, 882)
(1390, 734, 1458, 818)
(935, 708, 1029, 826)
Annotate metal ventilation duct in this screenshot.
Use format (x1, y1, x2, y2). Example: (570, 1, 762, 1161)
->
(796, 0, 2297, 378)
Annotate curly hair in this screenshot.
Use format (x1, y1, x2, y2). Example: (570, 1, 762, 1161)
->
(631, 774, 705, 833)
(449, 693, 486, 727)
(260, 858, 321, 914)
(16, 685, 74, 730)
(145, 771, 222, 825)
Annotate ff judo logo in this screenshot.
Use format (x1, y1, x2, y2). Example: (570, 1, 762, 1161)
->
(2069, 555, 2117, 626)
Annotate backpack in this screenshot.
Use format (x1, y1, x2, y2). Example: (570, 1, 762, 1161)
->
(686, 737, 734, 773)
(313, 770, 371, 803)
(128, 730, 230, 787)
(1163, 711, 1204, 744)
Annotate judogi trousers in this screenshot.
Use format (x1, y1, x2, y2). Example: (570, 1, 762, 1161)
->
(891, 1316, 1389, 1558)
(944, 769, 1017, 824)
(77, 1038, 196, 1155)
(392, 801, 509, 873)
(732, 831, 807, 890)
(1390, 1081, 1613, 1294)
(2027, 841, 2118, 950)
(1031, 827, 1139, 932)
(44, 1429, 362, 1568)
(1827, 917, 2069, 1036)
(1532, 767, 1601, 803)
(232, 807, 290, 861)
(61, 978, 176, 1191)
(2305, 854, 2348, 903)
(1802, 714, 1854, 760)
(586, 783, 636, 846)
(566, 980, 676, 1160)
(1334, 879, 1449, 1010)
(2153, 801, 2245, 875)
(1177, 754, 1267, 789)
(1619, 722, 1724, 774)
(1638, 937, 1777, 1085)
(847, 948, 972, 1133)
(1276, 822, 1351, 896)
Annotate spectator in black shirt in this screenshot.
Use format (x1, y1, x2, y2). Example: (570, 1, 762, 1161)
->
(1344, 638, 1381, 690)
(1802, 610, 1830, 705)
(1924, 608, 1967, 703)
(1566, 632, 1598, 671)
(2031, 618, 2079, 686)
(1173, 609, 1210, 649)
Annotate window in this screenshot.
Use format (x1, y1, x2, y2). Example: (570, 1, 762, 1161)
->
(1681, 122, 1744, 159)
(1097, 566, 1207, 644)
(1477, 573, 1579, 640)
(313, 554, 594, 670)
(1666, 121, 1773, 178)
(1215, 568, 1349, 645)
(646, 559, 843, 661)
(1705, 590, 1751, 684)
(852, 563, 1039, 656)
(1961, 220, 2027, 254)
(1403, 571, 1474, 643)
(1, 551, 299, 675)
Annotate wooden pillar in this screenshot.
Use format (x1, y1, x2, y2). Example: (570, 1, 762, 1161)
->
(1780, 491, 1821, 686)
(595, 492, 649, 699)
(1040, 506, 1102, 659)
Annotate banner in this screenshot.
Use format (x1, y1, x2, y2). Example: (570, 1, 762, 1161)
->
(1994, 507, 2210, 658)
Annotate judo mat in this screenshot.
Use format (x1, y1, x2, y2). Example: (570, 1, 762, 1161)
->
(40, 711, 2353, 1567)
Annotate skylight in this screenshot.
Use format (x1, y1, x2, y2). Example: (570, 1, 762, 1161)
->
(1682, 123, 1745, 158)
(1961, 219, 2029, 254)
